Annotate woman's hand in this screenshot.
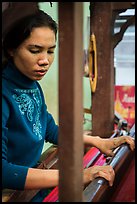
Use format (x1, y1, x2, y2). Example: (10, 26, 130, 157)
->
(98, 136, 135, 156)
(83, 134, 135, 157)
(83, 165, 115, 186)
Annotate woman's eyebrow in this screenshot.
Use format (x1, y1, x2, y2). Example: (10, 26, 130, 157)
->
(28, 44, 56, 49)
(49, 45, 56, 49)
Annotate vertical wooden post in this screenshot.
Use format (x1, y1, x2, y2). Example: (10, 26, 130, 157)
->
(58, 2, 84, 202)
(90, 2, 114, 137)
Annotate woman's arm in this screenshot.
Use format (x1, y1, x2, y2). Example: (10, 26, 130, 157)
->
(24, 168, 59, 189)
(24, 165, 115, 190)
(83, 134, 135, 156)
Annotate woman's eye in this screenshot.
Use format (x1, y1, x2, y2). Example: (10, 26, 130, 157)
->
(48, 50, 54, 54)
(29, 50, 40, 54)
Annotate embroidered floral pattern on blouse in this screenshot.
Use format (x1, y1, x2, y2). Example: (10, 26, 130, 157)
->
(13, 88, 42, 140)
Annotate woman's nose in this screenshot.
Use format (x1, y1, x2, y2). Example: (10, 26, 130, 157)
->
(38, 58, 49, 65)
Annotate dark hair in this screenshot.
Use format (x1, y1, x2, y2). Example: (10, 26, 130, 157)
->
(2, 10, 58, 66)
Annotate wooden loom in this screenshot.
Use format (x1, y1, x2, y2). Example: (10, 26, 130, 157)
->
(2, 123, 135, 202)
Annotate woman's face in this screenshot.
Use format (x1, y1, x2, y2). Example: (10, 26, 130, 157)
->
(10, 27, 56, 81)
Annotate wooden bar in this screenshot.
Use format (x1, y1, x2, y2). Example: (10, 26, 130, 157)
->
(90, 2, 115, 138)
(58, 2, 84, 202)
(112, 2, 135, 10)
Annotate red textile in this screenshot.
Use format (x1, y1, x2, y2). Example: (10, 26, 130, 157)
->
(110, 157, 135, 202)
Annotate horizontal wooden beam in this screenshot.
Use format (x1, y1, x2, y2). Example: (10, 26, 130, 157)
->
(112, 2, 135, 11)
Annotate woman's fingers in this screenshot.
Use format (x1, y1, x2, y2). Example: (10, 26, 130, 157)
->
(93, 165, 115, 186)
(84, 165, 115, 186)
(125, 136, 135, 151)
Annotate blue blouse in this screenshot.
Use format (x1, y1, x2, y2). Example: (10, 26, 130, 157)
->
(2, 62, 58, 190)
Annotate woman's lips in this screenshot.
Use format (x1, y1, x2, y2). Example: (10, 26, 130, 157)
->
(35, 69, 47, 76)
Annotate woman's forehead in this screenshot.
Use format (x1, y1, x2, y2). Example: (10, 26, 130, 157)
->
(22, 27, 56, 48)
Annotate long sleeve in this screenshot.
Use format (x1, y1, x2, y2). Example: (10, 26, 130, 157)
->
(2, 96, 28, 190)
(45, 111, 59, 145)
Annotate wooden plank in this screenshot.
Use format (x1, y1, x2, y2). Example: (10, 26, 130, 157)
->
(90, 2, 114, 137)
(58, 2, 84, 202)
(112, 2, 135, 10)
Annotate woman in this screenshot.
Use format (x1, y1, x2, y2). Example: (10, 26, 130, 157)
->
(2, 10, 135, 201)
